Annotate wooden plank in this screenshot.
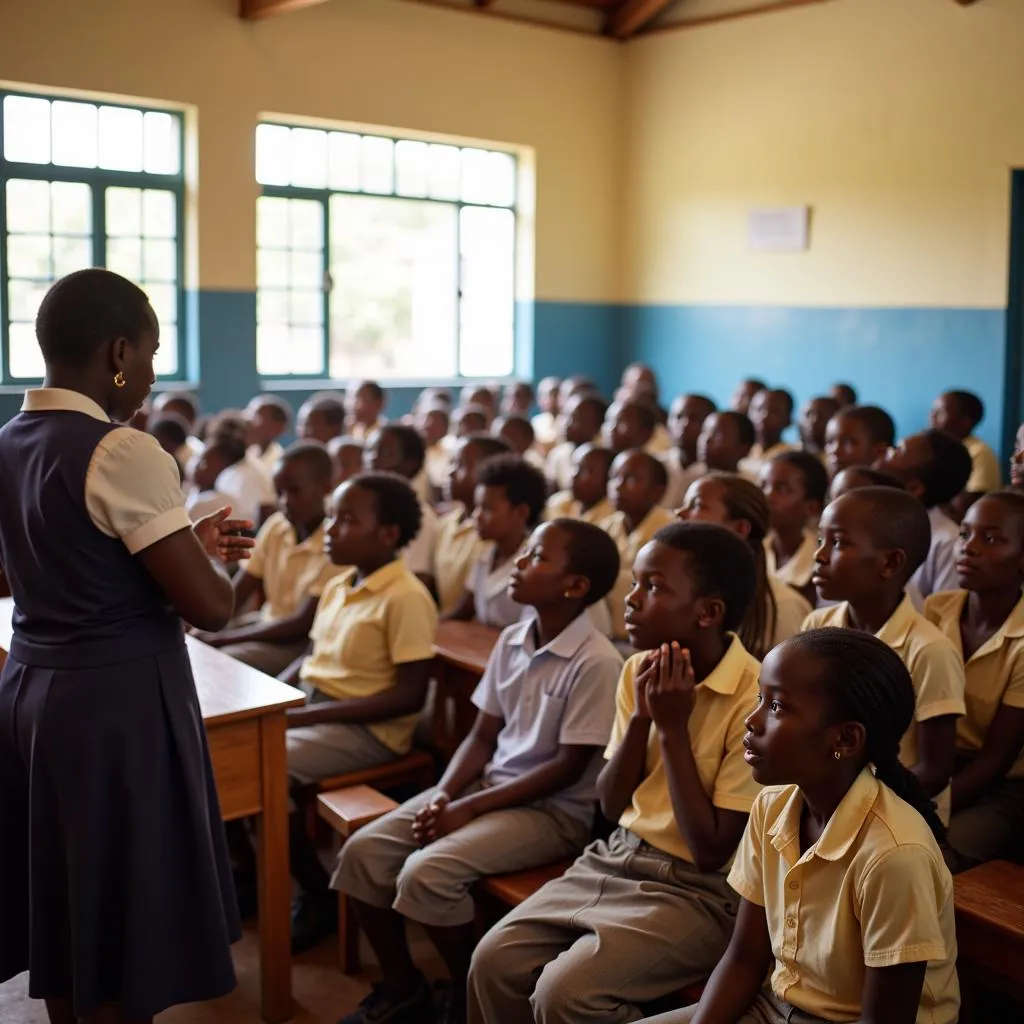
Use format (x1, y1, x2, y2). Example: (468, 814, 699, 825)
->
(606, 0, 675, 39)
(398, 0, 600, 37)
(433, 619, 500, 676)
(206, 719, 263, 820)
(239, 0, 331, 20)
(641, 0, 826, 37)
(318, 785, 399, 838)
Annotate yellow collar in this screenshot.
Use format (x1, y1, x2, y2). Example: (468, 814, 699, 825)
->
(338, 558, 408, 596)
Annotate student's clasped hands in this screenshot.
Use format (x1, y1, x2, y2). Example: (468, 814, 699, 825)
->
(636, 642, 696, 732)
(412, 790, 474, 845)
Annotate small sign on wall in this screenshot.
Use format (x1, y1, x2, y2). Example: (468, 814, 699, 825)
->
(748, 206, 811, 252)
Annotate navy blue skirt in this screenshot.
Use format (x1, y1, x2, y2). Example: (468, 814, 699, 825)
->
(0, 642, 241, 1018)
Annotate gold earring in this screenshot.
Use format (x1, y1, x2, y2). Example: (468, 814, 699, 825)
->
(834, 751, 841, 760)
(113, 371, 126, 389)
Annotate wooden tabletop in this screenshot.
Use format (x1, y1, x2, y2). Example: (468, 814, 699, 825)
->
(0, 598, 304, 725)
(433, 619, 500, 675)
(954, 859, 1024, 938)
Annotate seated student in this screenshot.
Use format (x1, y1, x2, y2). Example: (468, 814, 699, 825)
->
(827, 465, 904, 502)
(545, 443, 614, 525)
(453, 404, 490, 439)
(461, 385, 498, 426)
(364, 424, 437, 585)
(797, 395, 839, 461)
(547, 392, 608, 492)
(501, 380, 534, 418)
(679, 474, 811, 659)
(929, 389, 1002, 516)
(831, 381, 858, 408)
(695, 410, 756, 477)
(469, 523, 762, 1023)
(416, 401, 452, 495)
(924, 491, 1024, 870)
(213, 410, 276, 512)
(494, 414, 547, 473)
(246, 393, 292, 474)
(152, 389, 203, 463)
(804, 487, 966, 823)
(297, 392, 346, 445)
(639, 629, 959, 1024)
(333, 519, 624, 1024)
(607, 396, 659, 457)
(446, 455, 548, 630)
(824, 404, 894, 480)
(327, 436, 364, 489)
(739, 388, 796, 478)
(185, 418, 267, 523)
(662, 393, 715, 509)
(617, 365, 672, 453)
(601, 450, 675, 646)
(346, 379, 386, 441)
(730, 377, 767, 416)
(532, 375, 562, 452)
(434, 435, 513, 614)
(761, 451, 829, 606)
(283, 472, 437, 951)
(192, 442, 341, 675)
(149, 412, 190, 481)
(875, 428, 973, 600)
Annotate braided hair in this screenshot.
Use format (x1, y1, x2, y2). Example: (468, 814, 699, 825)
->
(705, 472, 777, 660)
(790, 627, 947, 844)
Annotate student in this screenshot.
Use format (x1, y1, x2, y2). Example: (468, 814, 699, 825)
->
(662, 393, 715, 509)
(823, 404, 894, 480)
(739, 388, 795, 478)
(608, 397, 658, 456)
(434, 435, 513, 615)
(152, 389, 204, 465)
(875, 428, 973, 600)
(929, 389, 1002, 511)
(730, 377, 766, 416)
(0, 269, 252, 1023)
(601, 450, 675, 646)
(245, 393, 291, 474)
(831, 382, 858, 408)
(297, 392, 346, 445)
(344, 379, 386, 441)
(468, 522, 761, 1023)
(804, 487, 966, 822)
(461, 386, 498, 426)
(547, 392, 608, 492)
(532, 375, 562, 452)
(494, 414, 547, 473)
(208, 411, 276, 521)
(328, 435, 364, 489)
(827, 465, 904, 502)
(334, 519, 623, 1024)
(190, 442, 339, 674)
(185, 422, 252, 522)
(453, 404, 490, 439)
(760, 452, 828, 606)
(1012, 422, 1024, 491)
(502, 380, 534, 418)
(284, 472, 438, 951)
(924, 491, 1024, 869)
(692, 410, 754, 478)
(797, 395, 839, 460)
(365, 424, 437, 583)
(417, 401, 452, 495)
(149, 412, 190, 480)
(616, 369, 672, 454)
(679, 474, 810, 659)
(545, 443, 614, 525)
(639, 629, 959, 1024)
(446, 456, 548, 630)
(557, 375, 597, 418)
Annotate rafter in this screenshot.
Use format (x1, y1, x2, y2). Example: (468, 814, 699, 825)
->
(606, 0, 675, 39)
(239, 0, 331, 21)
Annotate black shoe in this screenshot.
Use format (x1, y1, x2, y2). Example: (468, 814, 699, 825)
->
(290, 890, 338, 954)
(338, 974, 435, 1024)
(433, 981, 466, 1024)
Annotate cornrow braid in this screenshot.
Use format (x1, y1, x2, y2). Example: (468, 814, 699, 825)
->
(706, 472, 777, 660)
(791, 628, 947, 845)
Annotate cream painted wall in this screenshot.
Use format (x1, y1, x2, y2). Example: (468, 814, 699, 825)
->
(624, 0, 1024, 307)
(1, 0, 623, 301)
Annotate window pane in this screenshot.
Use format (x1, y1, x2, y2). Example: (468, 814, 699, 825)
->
(486, 150, 516, 207)
(52, 235, 92, 277)
(328, 194, 457, 379)
(289, 289, 323, 326)
(107, 237, 142, 280)
(290, 249, 322, 289)
(459, 206, 514, 377)
(428, 144, 460, 201)
(143, 111, 180, 174)
(9, 321, 45, 378)
(462, 147, 514, 206)
(257, 323, 324, 376)
(395, 140, 428, 198)
(289, 128, 328, 188)
(289, 199, 323, 249)
(144, 282, 176, 325)
(153, 322, 177, 376)
(3, 96, 51, 164)
(143, 239, 176, 282)
(142, 189, 176, 238)
(257, 289, 290, 325)
(98, 105, 144, 171)
(257, 196, 290, 248)
(7, 234, 51, 278)
(360, 136, 394, 194)
(51, 181, 92, 235)
(257, 248, 289, 287)
(328, 132, 360, 191)
(51, 100, 98, 168)
(8, 278, 48, 322)
(256, 124, 290, 185)
(6, 179, 51, 233)
(106, 187, 142, 237)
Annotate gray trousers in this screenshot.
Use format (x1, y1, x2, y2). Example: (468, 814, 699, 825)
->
(331, 781, 589, 927)
(948, 776, 1024, 871)
(638, 988, 830, 1024)
(467, 827, 738, 1024)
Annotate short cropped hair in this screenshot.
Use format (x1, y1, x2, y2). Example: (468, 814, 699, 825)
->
(350, 471, 423, 551)
(843, 486, 931, 578)
(621, 398, 658, 433)
(378, 423, 427, 476)
(550, 518, 621, 607)
(574, 393, 609, 423)
(464, 434, 514, 461)
(281, 440, 332, 484)
(844, 405, 896, 448)
(252, 394, 292, 425)
(477, 454, 548, 527)
(917, 430, 973, 508)
(774, 450, 829, 505)
(770, 388, 795, 417)
(149, 414, 189, 451)
(720, 410, 757, 448)
(205, 413, 248, 465)
(304, 392, 346, 428)
(154, 390, 200, 422)
(499, 414, 535, 447)
(354, 380, 384, 402)
(945, 390, 985, 429)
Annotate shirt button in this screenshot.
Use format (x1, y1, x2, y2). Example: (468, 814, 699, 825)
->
(789, 881, 799, 890)
(786, 917, 796, 928)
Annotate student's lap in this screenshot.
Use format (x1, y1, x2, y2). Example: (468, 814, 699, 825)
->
(638, 989, 831, 1024)
(285, 716, 396, 784)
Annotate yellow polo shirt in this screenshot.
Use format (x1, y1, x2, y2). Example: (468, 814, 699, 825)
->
(738, 441, 797, 480)
(964, 435, 1001, 493)
(730, 769, 959, 1024)
(601, 506, 676, 641)
(765, 530, 817, 590)
(604, 635, 762, 865)
(803, 596, 966, 821)
(300, 559, 438, 753)
(246, 512, 344, 621)
(769, 576, 812, 653)
(433, 504, 487, 614)
(544, 490, 613, 526)
(924, 589, 1024, 778)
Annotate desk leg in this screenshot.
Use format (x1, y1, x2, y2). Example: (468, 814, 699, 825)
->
(257, 712, 294, 1023)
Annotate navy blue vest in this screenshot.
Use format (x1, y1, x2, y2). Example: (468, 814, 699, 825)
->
(0, 409, 183, 668)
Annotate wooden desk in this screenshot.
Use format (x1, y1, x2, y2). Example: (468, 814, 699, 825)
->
(432, 621, 499, 757)
(0, 599, 304, 1024)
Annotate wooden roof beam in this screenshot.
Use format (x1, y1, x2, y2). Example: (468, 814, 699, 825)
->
(606, 0, 676, 39)
(239, 0, 332, 20)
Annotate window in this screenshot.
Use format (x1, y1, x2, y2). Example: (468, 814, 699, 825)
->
(0, 90, 185, 380)
(256, 122, 517, 380)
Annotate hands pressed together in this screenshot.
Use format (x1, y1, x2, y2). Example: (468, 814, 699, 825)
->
(412, 790, 476, 845)
(634, 641, 697, 735)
